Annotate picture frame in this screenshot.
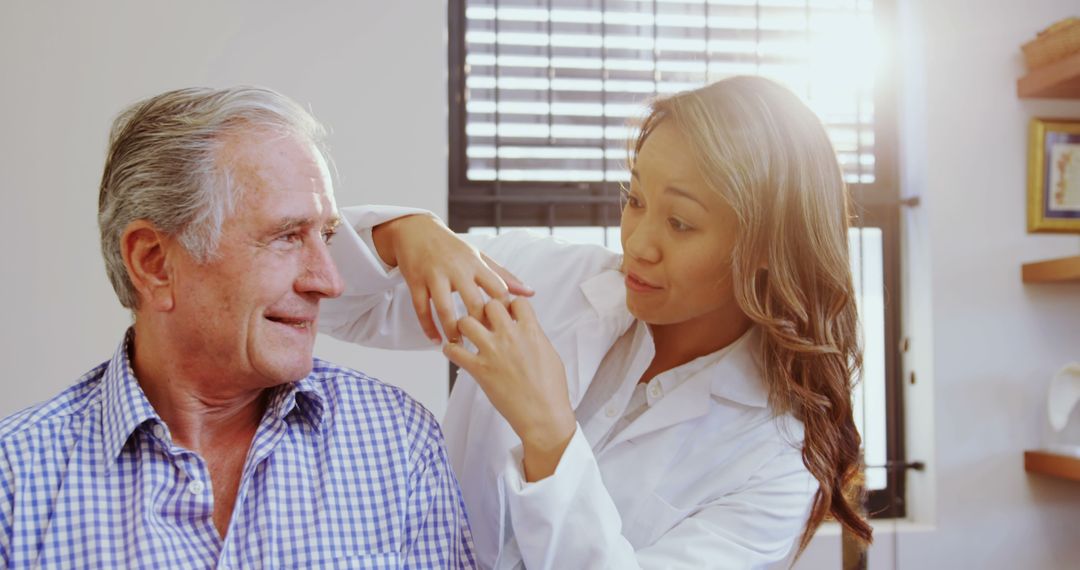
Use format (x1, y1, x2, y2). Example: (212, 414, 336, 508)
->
(1028, 118, 1080, 233)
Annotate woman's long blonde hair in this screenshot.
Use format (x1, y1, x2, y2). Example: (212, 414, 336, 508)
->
(631, 76, 872, 556)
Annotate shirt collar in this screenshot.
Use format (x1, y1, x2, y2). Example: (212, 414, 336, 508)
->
(266, 371, 327, 432)
(100, 329, 162, 467)
(99, 330, 329, 468)
(640, 323, 768, 409)
(579, 262, 633, 326)
(704, 326, 768, 408)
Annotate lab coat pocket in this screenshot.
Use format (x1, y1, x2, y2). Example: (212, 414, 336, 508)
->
(627, 492, 694, 547)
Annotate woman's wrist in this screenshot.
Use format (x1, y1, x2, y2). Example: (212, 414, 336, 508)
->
(372, 215, 430, 267)
(520, 412, 577, 482)
(371, 218, 401, 267)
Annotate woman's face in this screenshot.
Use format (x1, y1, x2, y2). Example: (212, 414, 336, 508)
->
(620, 120, 744, 329)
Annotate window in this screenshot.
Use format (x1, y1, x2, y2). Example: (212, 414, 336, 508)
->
(449, 0, 905, 518)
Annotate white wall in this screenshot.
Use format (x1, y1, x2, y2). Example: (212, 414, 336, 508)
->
(0, 1, 450, 418)
(4, 1, 1080, 568)
(788, 0, 1080, 568)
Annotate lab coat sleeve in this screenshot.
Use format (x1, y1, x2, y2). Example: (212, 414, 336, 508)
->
(501, 428, 816, 569)
(319, 205, 461, 349)
(320, 204, 617, 350)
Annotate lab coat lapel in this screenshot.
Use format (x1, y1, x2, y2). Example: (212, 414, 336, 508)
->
(603, 328, 767, 450)
(569, 269, 634, 409)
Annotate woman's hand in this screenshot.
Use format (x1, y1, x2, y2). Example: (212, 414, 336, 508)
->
(372, 214, 533, 343)
(443, 299, 577, 482)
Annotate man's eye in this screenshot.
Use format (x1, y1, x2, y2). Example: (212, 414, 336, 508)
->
(668, 218, 693, 232)
(322, 229, 337, 244)
(270, 232, 303, 249)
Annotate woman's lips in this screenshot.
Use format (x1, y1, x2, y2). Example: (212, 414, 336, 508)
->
(625, 272, 662, 293)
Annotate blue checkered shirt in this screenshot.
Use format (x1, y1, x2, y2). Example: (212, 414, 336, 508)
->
(0, 333, 475, 569)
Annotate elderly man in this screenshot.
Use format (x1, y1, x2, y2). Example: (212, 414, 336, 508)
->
(0, 87, 475, 569)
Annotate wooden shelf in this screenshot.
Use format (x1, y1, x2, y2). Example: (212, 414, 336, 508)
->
(1025, 450, 1080, 482)
(1021, 255, 1080, 283)
(1017, 50, 1080, 98)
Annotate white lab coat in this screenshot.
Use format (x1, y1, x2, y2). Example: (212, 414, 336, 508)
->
(319, 206, 818, 570)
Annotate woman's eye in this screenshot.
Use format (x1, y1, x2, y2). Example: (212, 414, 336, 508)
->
(621, 190, 643, 210)
(668, 218, 693, 232)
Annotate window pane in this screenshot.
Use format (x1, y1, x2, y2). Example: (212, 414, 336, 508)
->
(850, 226, 887, 491)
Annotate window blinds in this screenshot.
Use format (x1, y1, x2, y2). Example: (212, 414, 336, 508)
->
(462, 0, 877, 186)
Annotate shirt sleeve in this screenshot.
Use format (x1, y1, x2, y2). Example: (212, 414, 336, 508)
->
(0, 448, 13, 568)
(500, 426, 815, 569)
(399, 398, 477, 569)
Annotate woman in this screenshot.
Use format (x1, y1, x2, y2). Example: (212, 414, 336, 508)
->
(319, 76, 872, 568)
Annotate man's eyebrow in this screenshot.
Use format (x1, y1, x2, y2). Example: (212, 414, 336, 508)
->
(269, 216, 314, 234)
(664, 186, 710, 212)
(269, 214, 341, 235)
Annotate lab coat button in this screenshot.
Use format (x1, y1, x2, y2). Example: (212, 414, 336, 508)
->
(605, 406, 618, 418)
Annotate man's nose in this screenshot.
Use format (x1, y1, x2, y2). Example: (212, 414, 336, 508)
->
(298, 239, 345, 299)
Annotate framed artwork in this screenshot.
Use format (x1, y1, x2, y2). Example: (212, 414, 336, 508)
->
(1028, 118, 1080, 233)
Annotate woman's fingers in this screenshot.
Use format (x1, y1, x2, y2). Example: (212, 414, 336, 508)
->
(429, 278, 459, 343)
(480, 253, 534, 298)
(442, 341, 479, 372)
(455, 275, 487, 322)
(457, 315, 496, 353)
(483, 300, 515, 332)
(508, 297, 538, 326)
(409, 286, 441, 342)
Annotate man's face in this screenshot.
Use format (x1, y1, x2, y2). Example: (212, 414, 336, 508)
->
(166, 129, 344, 389)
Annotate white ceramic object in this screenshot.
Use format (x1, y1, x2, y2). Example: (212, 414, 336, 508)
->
(1048, 362, 1080, 432)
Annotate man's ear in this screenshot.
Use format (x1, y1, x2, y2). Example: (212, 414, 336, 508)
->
(120, 220, 175, 312)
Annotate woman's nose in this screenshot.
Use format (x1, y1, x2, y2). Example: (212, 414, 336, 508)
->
(623, 223, 661, 264)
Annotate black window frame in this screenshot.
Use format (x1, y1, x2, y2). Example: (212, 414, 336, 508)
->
(447, 0, 908, 519)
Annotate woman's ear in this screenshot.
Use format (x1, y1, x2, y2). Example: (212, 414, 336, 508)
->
(120, 220, 175, 312)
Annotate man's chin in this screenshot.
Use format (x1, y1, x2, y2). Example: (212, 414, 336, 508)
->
(249, 325, 318, 383)
(256, 359, 315, 386)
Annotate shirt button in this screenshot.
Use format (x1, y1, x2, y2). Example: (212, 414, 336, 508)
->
(151, 424, 167, 440)
(605, 406, 618, 418)
(649, 384, 662, 398)
(187, 480, 206, 495)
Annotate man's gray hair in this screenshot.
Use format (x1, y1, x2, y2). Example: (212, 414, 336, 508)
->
(98, 86, 328, 309)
